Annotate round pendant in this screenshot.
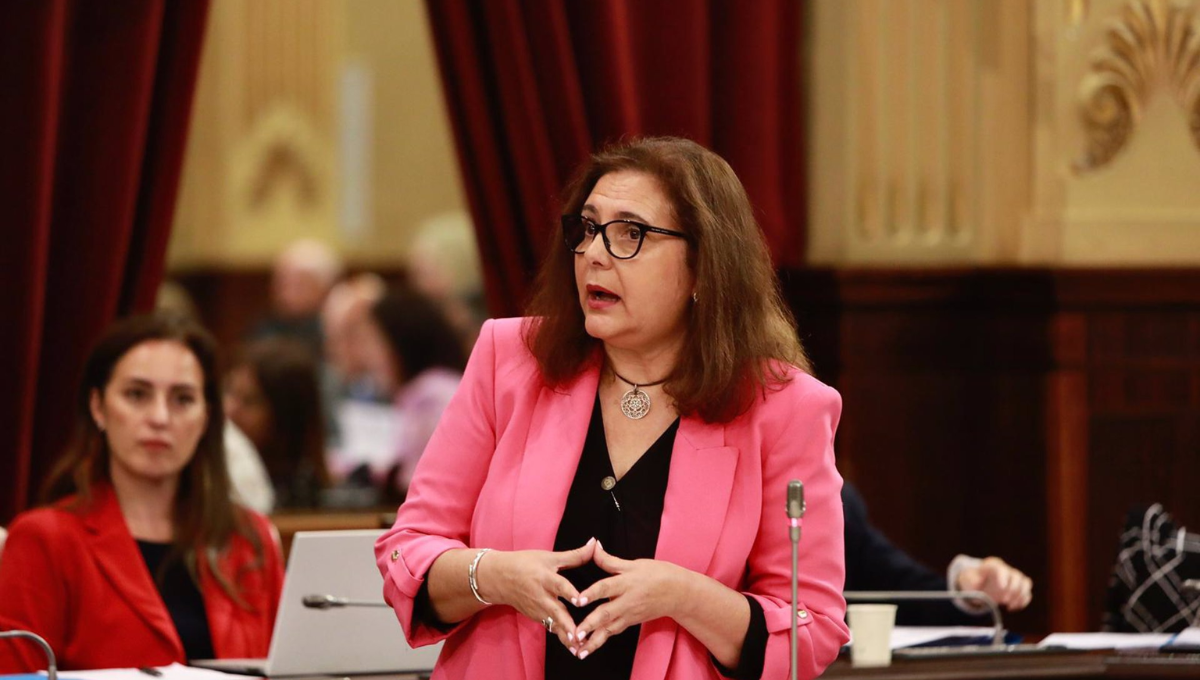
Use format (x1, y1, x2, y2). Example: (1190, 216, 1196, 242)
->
(601, 476, 617, 491)
(620, 388, 651, 419)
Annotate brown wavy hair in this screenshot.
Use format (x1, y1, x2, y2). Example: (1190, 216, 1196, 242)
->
(524, 136, 809, 423)
(230, 338, 330, 507)
(42, 313, 265, 607)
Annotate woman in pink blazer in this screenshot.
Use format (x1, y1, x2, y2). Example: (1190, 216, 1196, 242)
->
(376, 137, 849, 680)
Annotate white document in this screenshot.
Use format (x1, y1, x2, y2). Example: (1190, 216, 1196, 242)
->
(1167, 627, 1200, 647)
(890, 626, 999, 649)
(45, 663, 255, 680)
(1037, 632, 1174, 650)
(335, 400, 398, 470)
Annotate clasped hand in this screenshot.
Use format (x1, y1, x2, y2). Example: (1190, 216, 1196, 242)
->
(478, 538, 685, 659)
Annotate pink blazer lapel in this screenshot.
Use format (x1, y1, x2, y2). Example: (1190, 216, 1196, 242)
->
(511, 365, 600, 678)
(82, 485, 183, 656)
(634, 416, 738, 679)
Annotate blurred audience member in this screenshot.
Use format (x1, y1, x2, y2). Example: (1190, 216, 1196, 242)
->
(321, 273, 388, 402)
(407, 213, 485, 351)
(354, 286, 466, 498)
(223, 421, 275, 513)
(224, 339, 330, 508)
(843, 481, 1033, 625)
(155, 280, 274, 511)
(250, 239, 343, 358)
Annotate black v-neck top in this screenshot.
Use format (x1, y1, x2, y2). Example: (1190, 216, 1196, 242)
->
(136, 540, 214, 661)
(544, 398, 767, 680)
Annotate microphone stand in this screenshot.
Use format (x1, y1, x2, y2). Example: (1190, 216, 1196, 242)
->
(0, 630, 58, 680)
(843, 590, 1005, 647)
(787, 481, 805, 680)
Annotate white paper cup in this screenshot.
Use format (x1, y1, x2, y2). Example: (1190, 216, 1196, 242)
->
(848, 603, 897, 668)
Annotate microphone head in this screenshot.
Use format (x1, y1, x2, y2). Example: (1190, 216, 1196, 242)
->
(787, 480, 805, 519)
(302, 594, 338, 609)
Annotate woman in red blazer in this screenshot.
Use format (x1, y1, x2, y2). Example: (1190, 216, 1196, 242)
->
(0, 314, 284, 672)
(376, 137, 849, 680)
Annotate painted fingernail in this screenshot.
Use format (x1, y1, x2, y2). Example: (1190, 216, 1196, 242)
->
(567, 631, 575, 642)
(571, 597, 579, 606)
(579, 596, 589, 606)
(579, 650, 589, 660)
(569, 647, 577, 656)
(586, 537, 596, 546)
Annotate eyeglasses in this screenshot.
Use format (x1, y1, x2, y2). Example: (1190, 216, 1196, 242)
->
(561, 215, 690, 260)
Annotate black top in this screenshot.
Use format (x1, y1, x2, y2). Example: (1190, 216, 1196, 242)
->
(137, 540, 215, 661)
(545, 398, 767, 680)
(842, 482, 988, 626)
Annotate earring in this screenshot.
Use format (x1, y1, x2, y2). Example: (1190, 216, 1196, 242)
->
(692, 292, 698, 303)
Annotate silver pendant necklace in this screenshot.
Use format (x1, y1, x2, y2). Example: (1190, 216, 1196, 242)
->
(611, 370, 668, 420)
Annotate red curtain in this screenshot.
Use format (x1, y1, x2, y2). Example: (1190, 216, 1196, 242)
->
(425, 0, 806, 317)
(0, 0, 210, 523)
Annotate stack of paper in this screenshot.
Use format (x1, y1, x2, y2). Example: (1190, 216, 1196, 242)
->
(1037, 632, 1174, 650)
(890, 626, 999, 650)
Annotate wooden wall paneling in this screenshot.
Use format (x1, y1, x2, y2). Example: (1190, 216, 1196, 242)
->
(1046, 312, 1089, 632)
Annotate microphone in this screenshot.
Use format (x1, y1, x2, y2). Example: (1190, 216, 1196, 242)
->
(0, 630, 58, 680)
(787, 480, 805, 540)
(787, 480, 805, 680)
(302, 594, 390, 609)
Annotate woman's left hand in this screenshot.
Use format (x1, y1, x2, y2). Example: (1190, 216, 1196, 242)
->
(571, 541, 690, 659)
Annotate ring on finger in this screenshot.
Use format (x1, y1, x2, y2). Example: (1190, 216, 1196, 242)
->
(542, 616, 554, 633)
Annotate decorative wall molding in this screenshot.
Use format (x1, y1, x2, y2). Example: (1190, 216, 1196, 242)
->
(1075, 0, 1200, 173)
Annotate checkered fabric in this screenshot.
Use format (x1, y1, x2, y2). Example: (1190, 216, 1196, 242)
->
(1103, 504, 1200, 633)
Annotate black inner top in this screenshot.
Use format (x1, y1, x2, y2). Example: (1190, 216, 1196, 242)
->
(545, 397, 767, 680)
(137, 540, 215, 661)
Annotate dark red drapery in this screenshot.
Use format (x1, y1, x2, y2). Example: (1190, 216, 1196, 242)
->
(0, 0, 210, 522)
(425, 0, 806, 318)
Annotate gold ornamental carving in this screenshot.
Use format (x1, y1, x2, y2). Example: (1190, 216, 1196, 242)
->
(1075, 0, 1200, 173)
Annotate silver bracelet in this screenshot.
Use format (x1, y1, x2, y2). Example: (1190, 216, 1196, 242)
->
(468, 548, 493, 606)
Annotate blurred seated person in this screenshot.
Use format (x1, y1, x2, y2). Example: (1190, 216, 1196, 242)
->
(223, 420, 275, 513)
(407, 213, 487, 352)
(0, 314, 283, 671)
(321, 272, 388, 404)
(843, 481, 1032, 626)
(224, 339, 330, 508)
(155, 278, 274, 513)
(249, 238, 343, 359)
(347, 286, 465, 499)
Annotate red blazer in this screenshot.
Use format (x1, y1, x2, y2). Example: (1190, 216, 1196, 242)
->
(376, 318, 849, 680)
(0, 483, 283, 671)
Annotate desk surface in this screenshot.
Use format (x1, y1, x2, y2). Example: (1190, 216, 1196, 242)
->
(822, 650, 1200, 679)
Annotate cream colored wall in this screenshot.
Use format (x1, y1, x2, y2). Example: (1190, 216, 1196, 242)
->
(167, 0, 469, 270)
(808, 0, 1200, 267)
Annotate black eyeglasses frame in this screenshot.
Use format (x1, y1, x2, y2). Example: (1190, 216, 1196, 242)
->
(561, 214, 691, 260)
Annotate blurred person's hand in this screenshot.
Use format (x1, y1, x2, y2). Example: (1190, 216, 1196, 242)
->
(957, 556, 1033, 611)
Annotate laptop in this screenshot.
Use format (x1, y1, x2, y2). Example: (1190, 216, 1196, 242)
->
(194, 529, 442, 677)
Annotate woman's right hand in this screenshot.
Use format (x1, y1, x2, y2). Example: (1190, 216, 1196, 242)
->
(476, 538, 596, 654)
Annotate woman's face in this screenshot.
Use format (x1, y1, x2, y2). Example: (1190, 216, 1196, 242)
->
(90, 340, 209, 486)
(574, 170, 694, 354)
(224, 365, 272, 449)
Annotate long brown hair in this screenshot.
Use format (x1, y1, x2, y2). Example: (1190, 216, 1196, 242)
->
(230, 338, 330, 506)
(525, 136, 808, 423)
(41, 313, 264, 606)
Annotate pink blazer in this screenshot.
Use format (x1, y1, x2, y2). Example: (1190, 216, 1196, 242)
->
(376, 318, 848, 680)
